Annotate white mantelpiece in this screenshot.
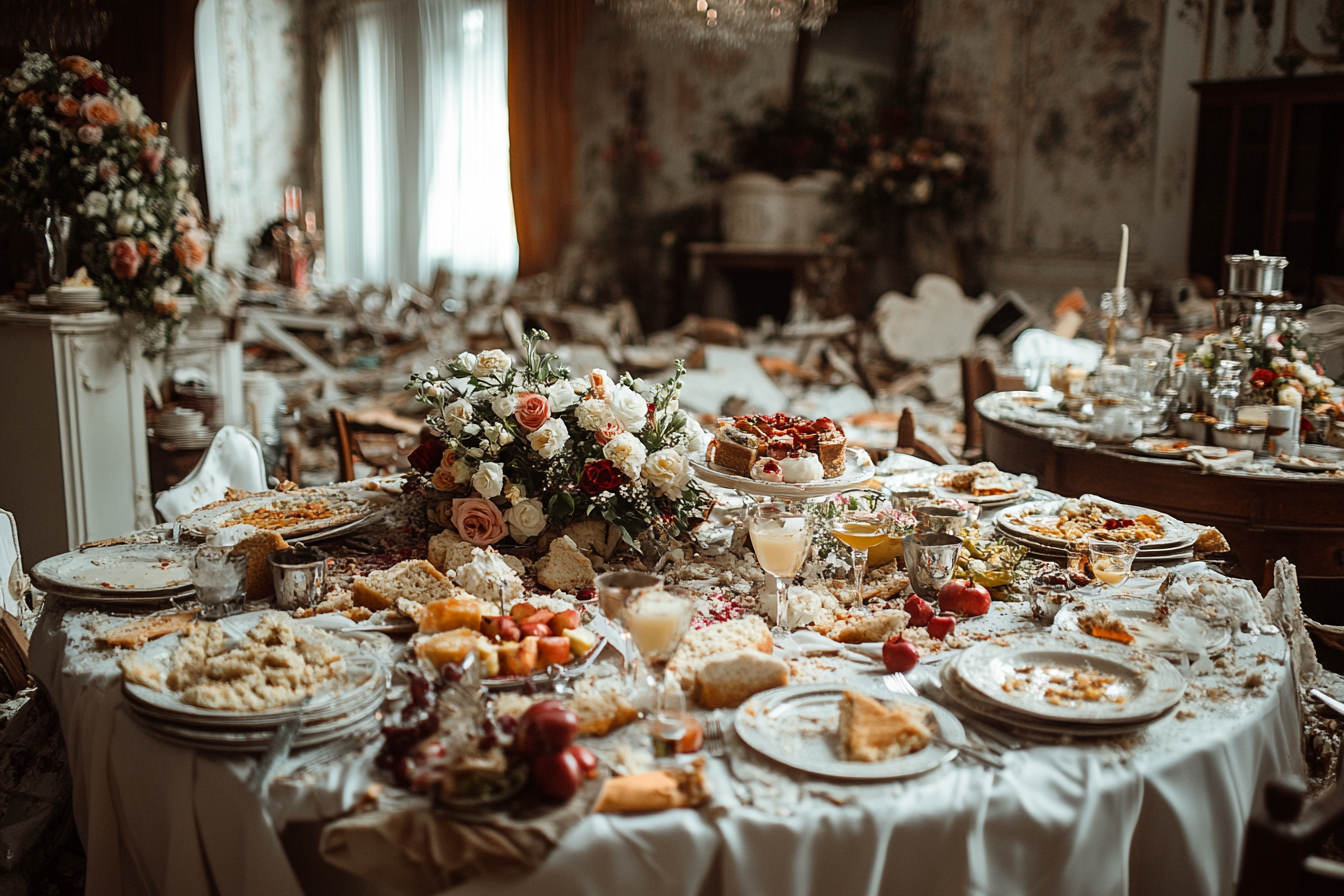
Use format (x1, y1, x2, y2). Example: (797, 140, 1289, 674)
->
(0, 308, 153, 566)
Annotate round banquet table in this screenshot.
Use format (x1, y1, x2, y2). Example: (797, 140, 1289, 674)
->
(30, 583, 1303, 896)
(977, 396, 1344, 585)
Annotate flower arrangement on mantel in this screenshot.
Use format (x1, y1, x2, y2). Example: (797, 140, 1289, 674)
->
(0, 52, 213, 353)
(406, 331, 710, 549)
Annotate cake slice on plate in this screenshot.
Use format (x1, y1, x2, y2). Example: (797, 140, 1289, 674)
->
(836, 690, 931, 762)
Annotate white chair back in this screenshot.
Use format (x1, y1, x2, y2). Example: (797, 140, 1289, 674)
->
(154, 425, 268, 522)
(0, 509, 23, 622)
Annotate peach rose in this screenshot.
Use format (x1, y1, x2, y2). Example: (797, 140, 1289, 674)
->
(59, 56, 96, 78)
(173, 229, 209, 272)
(16, 91, 42, 108)
(77, 124, 102, 145)
(80, 95, 121, 127)
(107, 237, 141, 279)
(513, 392, 551, 432)
(588, 368, 610, 400)
(450, 497, 507, 546)
(55, 96, 80, 117)
(594, 420, 624, 446)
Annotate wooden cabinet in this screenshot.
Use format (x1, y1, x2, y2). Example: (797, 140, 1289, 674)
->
(0, 309, 154, 566)
(1189, 75, 1344, 301)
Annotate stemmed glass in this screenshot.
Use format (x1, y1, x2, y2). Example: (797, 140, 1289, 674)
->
(594, 571, 663, 687)
(830, 507, 887, 603)
(622, 586, 695, 761)
(746, 503, 812, 629)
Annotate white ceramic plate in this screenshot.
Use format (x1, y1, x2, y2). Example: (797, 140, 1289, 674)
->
(177, 489, 380, 539)
(127, 708, 381, 753)
(690, 447, 875, 498)
(32, 544, 195, 597)
(994, 498, 1196, 552)
(927, 467, 1036, 506)
(1274, 455, 1342, 473)
(1053, 598, 1232, 658)
(734, 683, 963, 780)
(953, 637, 1184, 724)
(1130, 437, 1208, 460)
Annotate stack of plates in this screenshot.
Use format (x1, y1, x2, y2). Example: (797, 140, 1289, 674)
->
(122, 652, 387, 752)
(47, 286, 107, 312)
(939, 635, 1186, 739)
(154, 407, 214, 448)
(31, 543, 195, 605)
(994, 498, 1198, 565)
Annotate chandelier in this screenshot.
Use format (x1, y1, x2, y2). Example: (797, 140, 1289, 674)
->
(599, 0, 838, 48)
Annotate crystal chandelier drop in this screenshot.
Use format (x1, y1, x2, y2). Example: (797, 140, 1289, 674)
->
(600, 0, 838, 48)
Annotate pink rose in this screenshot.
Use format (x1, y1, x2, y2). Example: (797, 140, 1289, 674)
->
(594, 420, 624, 446)
(173, 229, 209, 272)
(98, 159, 118, 180)
(450, 497, 507, 546)
(513, 392, 551, 432)
(80, 95, 121, 127)
(137, 147, 164, 173)
(77, 124, 103, 145)
(107, 237, 141, 279)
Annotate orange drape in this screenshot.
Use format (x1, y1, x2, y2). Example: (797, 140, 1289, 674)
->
(507, 0, 588, 278)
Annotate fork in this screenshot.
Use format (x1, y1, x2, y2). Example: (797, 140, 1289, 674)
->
(704, 712, 728, 758)
(882, 673, 1005, 770)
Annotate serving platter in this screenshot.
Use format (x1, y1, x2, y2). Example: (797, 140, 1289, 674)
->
(176, 488, 383, 539)
(32, 543, 195, 599)
(480, 633, 608, 690)
(994, 498, 1197, 552)
(1053, 598, 1232, 659)
(952, 637, 1185, 725)
(1274, 455, 1342, 473)
(734, 683, 964, 780)
(1129, 438, 1226, 461)
(918, 465, 1037, 506)
(690, 447, 875, 499)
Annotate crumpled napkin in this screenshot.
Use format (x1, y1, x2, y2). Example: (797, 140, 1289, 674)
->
(1191, 449, 1255, 472)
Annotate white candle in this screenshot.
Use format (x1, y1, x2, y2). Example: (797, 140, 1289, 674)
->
(1115, 224, 1129, 301)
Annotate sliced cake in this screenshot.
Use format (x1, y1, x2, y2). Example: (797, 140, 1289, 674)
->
(836, 690, 932, 762)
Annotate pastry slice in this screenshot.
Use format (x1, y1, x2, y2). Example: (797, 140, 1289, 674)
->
(836, 690, 931, 762)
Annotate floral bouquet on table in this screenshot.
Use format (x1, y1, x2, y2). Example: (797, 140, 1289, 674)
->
(405, 331, 710, 549)
(0, 52, 212, 353)
(1247, 357, 1335, 411)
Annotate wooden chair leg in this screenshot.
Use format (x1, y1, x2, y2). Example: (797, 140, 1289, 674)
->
(330, 408, 356, 483)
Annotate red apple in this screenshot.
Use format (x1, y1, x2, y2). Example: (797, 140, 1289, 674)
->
(928, 615, 956, 640)
(882, 636, 919, 673)
(516, 700, 579, 759)
(532, 749, 582, 802)
(520, 622, 552, 640)
(549, 608, 581, 636)
(903, 595, 935, 627)
(938, 579, 991, 617)
(537, 636, 572, 667)
(509, 602, 538, 621)
(566, 744, 599, 778)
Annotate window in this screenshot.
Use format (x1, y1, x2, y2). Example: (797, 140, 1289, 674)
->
(321, 0, 518, 284)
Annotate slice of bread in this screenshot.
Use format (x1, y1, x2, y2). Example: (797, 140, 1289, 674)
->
(231, 530, 289, 602)
(837, 690, 930, 762)
(693, 649, 789, 709)
(669, 615, 772, 692)
(567, 678, 640, 736)
(534, 536, 596, 592)
(427, 530, 477, 574)
(99, 611, 197, 650)
(827, 608, 910, 644)
(351, 559, 456, 611)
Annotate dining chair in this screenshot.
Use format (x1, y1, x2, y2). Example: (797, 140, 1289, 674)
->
(960, 355, 997, 462)
(329, 408, 419, 483)
(1236, 776, 1344, 895)
(0, 508, 25, 621)
(153, 425, 268, 522)
(895, 408, 956, 466)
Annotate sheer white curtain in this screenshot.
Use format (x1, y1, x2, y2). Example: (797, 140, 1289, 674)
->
(321, 0, 518, 284)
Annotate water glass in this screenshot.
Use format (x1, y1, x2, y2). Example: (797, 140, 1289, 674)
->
(189, 546, 247, 620)
(1086, 538, 1139, 586)
(913, 504, 970, 537)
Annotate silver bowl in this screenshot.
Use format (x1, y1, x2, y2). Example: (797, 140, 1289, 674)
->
(1211, 423, 1267, 452)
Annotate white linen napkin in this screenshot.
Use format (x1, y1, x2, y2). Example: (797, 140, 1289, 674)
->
(1191, 450, 1255, 472)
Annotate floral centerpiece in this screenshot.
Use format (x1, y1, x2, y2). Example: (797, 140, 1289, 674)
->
(0, 52, 212, 352)
(1247, 357, 1335, 410)
(405, 331, 710, 548)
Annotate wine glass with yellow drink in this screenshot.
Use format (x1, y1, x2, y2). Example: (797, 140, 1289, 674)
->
(831, 508, 888, 602)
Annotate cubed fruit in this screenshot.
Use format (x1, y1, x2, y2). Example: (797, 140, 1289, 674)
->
(414, 630, 480, 670)
(520, 622, 552, 639)
(419, 597, 483, 634)
(475, 641, 500, 677)
(522, 609, 556, 628)
(549, 608, 581, 636)
(537, 636, 572, 667)
(509, 602, 538, 621)
(498, 636, 539, 676)
(481, 616, 521, 642)
(564, 626, 598, 658)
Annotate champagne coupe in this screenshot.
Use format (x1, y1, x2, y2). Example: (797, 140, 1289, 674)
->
(831, 508, 887, 603)
(594, 571, 663, 686)
(746, 503, 812, 629)
(622, 586, 695, 760)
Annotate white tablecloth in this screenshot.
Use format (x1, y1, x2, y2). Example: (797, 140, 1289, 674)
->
(31, 596, 1302, 896)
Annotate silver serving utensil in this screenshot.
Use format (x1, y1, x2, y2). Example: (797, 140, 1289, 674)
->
(248, 699, 311, 795)
(882, 673, 1005, 770)
(705, 712, 727, 758)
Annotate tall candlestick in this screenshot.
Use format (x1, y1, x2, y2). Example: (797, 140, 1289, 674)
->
(1115, 223, 1129, 300)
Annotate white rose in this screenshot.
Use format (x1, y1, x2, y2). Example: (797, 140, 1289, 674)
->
(473, 349, 511, 378)
(444, 398, 473, 431)
(83, 191, 108, 217)
(492, 392, 519, 418)
(548, 379, 578, 412)
(456, 351, 478, 373)
(115, 214, 135, 235)
(683, 417, 708, 454)
(504, 498, 548, 541)
(424, 383, 442, 399)
(604, 432, 647, 480)
(527, 417, 569, 459)
(471, 461, 505, 499)
(642, 448, 691, 499)
(125, 189, 142, 209)
(114, 91, 143, 125)
(608, 384, 649, 433)
(169, 157, 188, 177)
(575, 398, 617, 432)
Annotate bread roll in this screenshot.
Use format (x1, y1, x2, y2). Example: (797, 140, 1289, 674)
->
(693, 650, 789, 709)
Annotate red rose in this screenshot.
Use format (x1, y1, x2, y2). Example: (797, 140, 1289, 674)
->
(1249, 368, 1276, 390)
(80, 74, 110, 96)
(107, 237, 141, 279)
(513, 392, 551, 432)
(580, 459, 625, 495)
(407, 437, 445, 473)
(137, 147, 164, 174)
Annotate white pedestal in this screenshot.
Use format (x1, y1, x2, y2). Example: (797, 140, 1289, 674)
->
(0, 309, 154, 566)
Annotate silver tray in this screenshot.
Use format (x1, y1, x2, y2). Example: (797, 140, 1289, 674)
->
(481, 634, 608, 690)
(734, 683, 963, 780)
